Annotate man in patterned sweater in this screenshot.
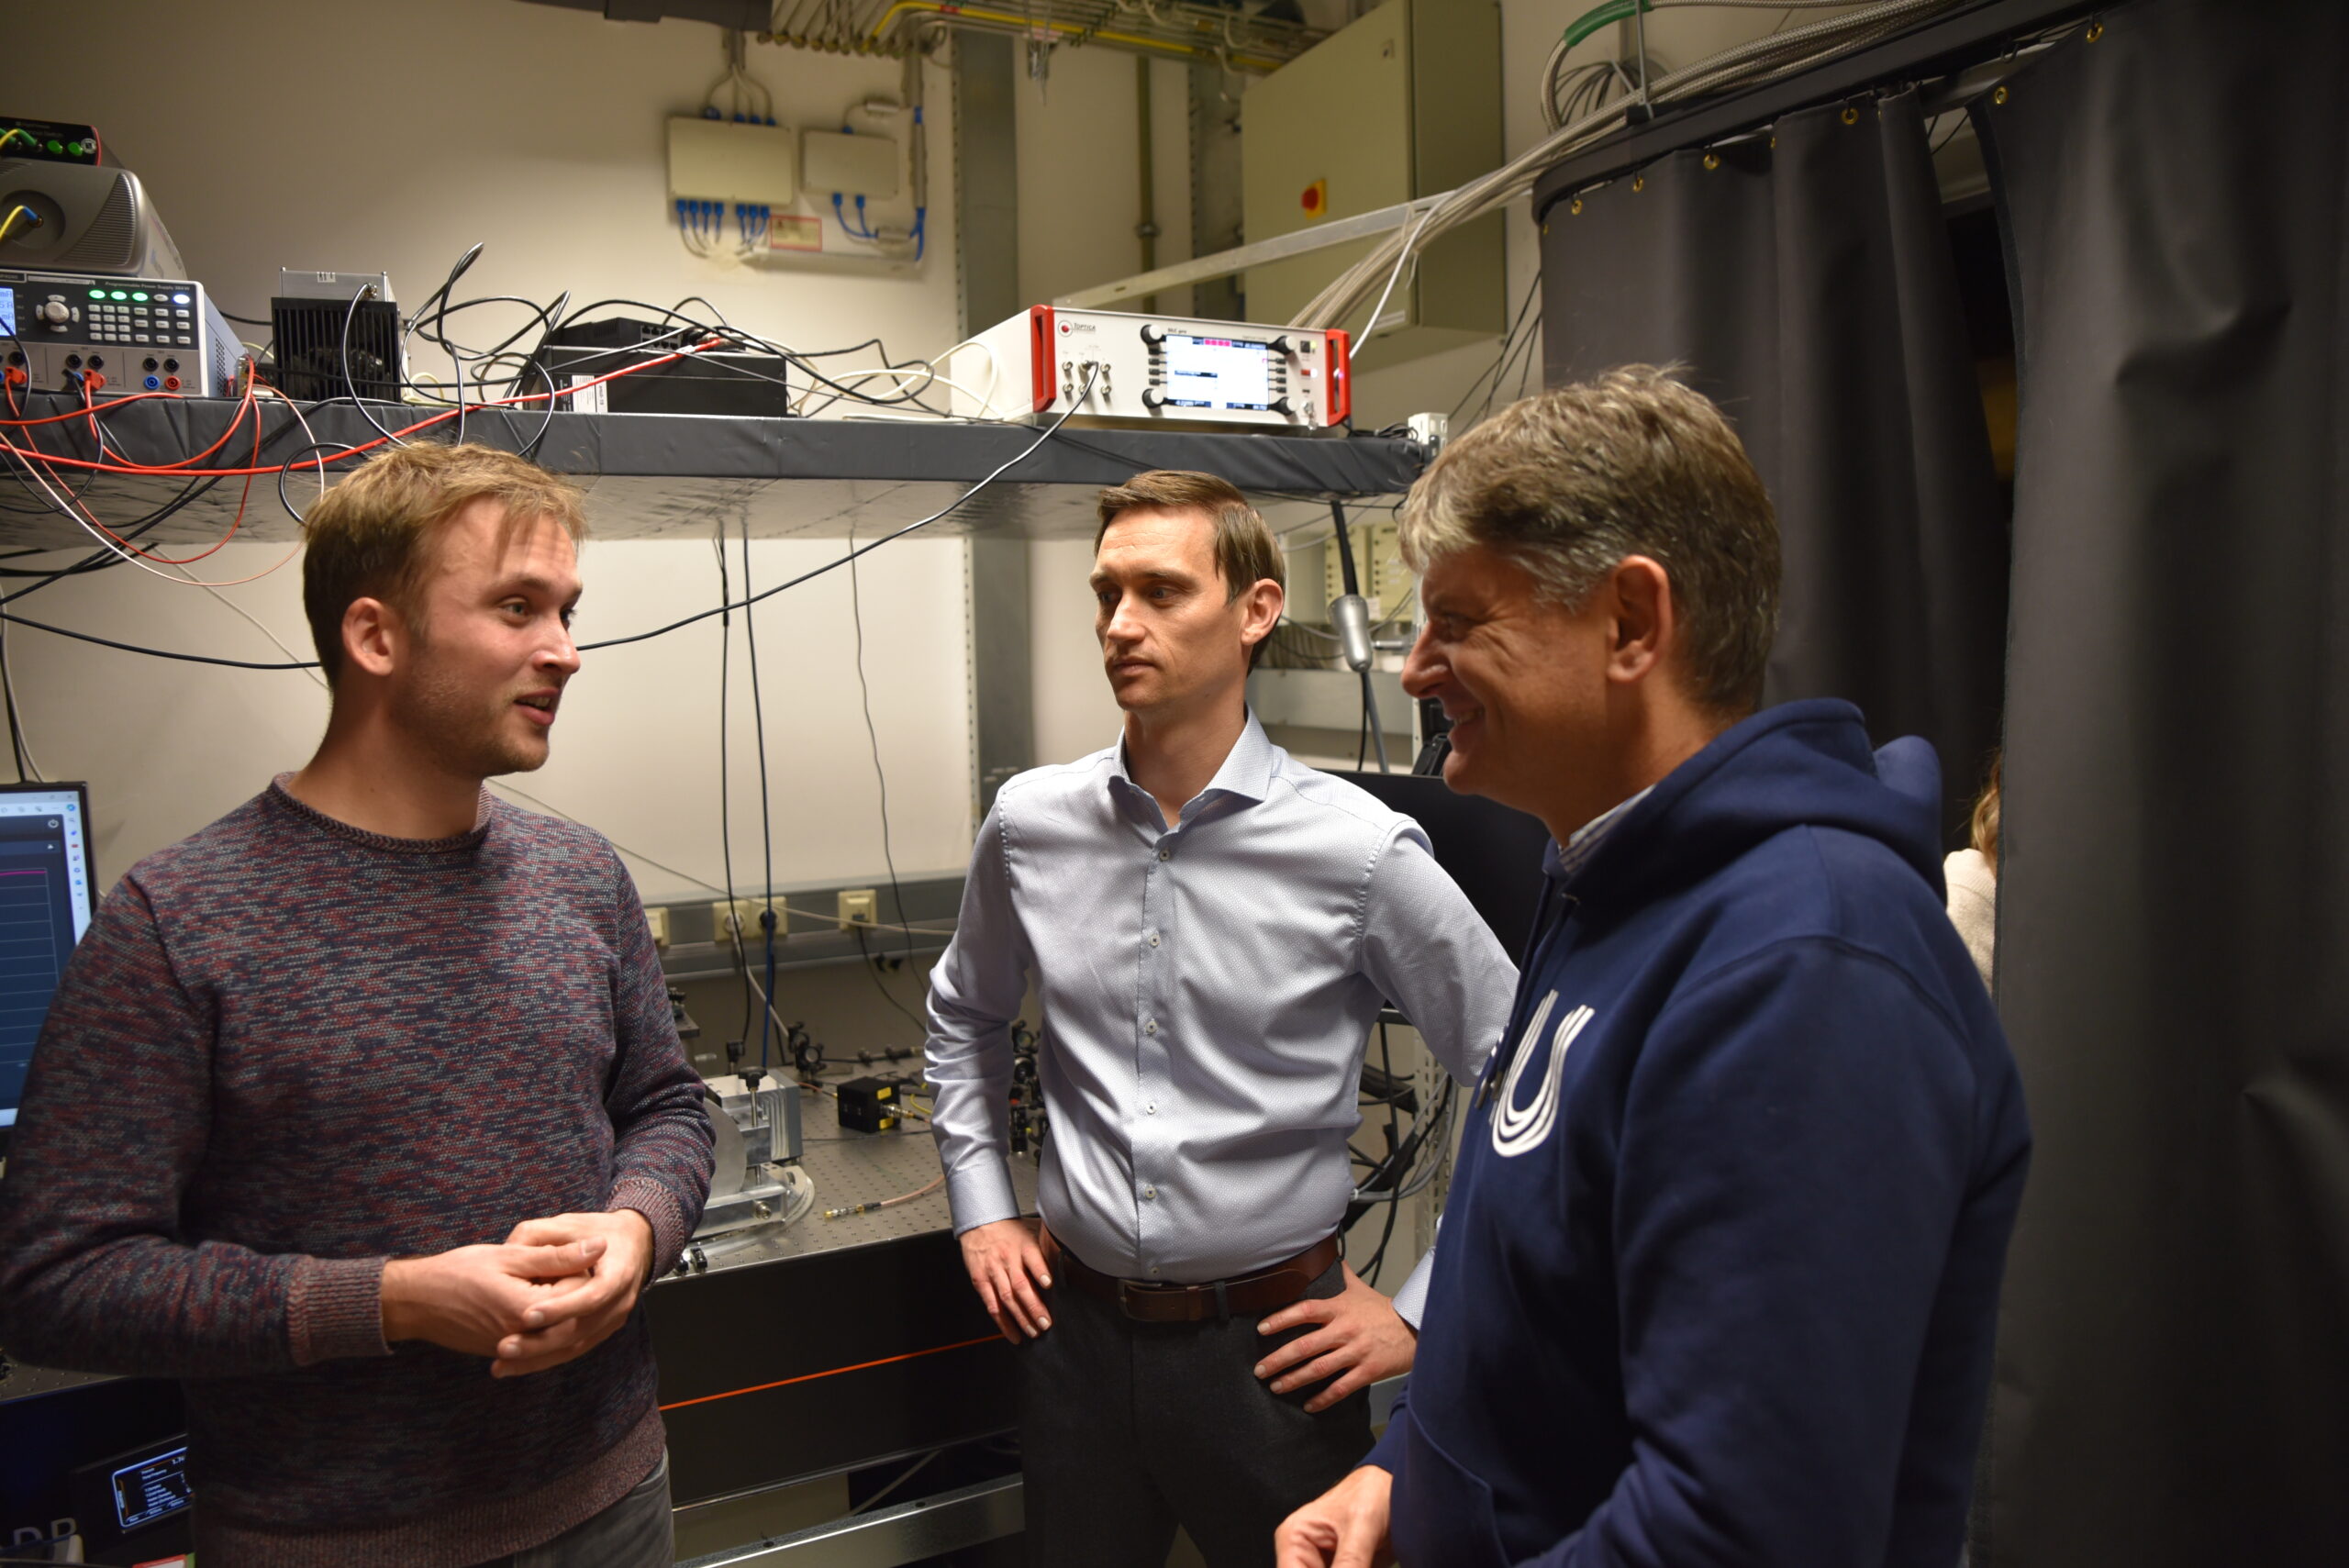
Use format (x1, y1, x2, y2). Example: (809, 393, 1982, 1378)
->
(0, 443, 715, 1567)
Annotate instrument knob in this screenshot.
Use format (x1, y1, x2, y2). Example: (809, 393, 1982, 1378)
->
(1139, 323, 1165, 346)
(1141, 388, 1166, 410)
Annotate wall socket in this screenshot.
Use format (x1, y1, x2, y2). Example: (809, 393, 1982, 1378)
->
(838, 888, 878, 931)
(711, 898, 785, 944)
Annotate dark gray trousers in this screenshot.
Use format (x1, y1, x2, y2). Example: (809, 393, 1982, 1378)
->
(1017, 1261, 1374, 1568)
(471, 1451, 673, 1568)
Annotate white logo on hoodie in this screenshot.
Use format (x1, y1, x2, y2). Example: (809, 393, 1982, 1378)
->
(1491, 991, 1595, 1158)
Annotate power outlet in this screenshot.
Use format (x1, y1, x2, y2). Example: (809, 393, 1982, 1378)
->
(711, 899, 785, 945)
(838, 888, 879, 931)
(645, 906, 671, 950)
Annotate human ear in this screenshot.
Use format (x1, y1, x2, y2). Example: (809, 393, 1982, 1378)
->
(1238, 577, 1285, 655)
(1604, 556, 1675, 687)
(341, 596, 403, 680)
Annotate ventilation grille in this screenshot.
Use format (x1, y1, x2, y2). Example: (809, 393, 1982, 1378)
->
(271, 297, 404, 402)
(58, 178, 137, 271)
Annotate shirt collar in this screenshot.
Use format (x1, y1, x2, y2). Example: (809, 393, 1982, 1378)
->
(1543, 784, 1655, 883)
(1110, 710, 1280, 817)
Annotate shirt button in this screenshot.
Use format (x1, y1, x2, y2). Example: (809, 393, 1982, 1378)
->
(1143, 1019, 1158, 1036)
(1146, 1102, 1158, 1114)
(1147, 931, 1161, 947)
(1150, 1265, 1162, 1275)
(1143, 1186, 1157, 1200)
(1157, 848, 1172, 862)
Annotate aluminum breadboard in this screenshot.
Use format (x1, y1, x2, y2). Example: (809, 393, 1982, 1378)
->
(673, 1122, 1040, 1281)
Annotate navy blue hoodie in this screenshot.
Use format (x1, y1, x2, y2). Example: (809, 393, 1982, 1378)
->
(1369, 700, 2030, 1568)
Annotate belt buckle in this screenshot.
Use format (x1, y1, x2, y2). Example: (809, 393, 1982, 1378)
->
(1114, 1277, 1226, 1322)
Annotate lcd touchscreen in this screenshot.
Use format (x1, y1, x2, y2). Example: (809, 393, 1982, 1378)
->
(112, 1444, 192, 1532)
(1162, 334, 1273, 411)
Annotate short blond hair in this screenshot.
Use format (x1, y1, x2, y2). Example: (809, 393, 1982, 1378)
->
(300, 444, 586, 684)
(1399, 367, 1780, 714)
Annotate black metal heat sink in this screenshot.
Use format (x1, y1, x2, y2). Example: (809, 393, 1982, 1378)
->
(270, 295, 402, 402)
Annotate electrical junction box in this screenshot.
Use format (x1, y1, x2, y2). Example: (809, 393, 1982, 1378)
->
(666, 116, 796, 205)
(949, 306, 1352, 430)
(1322, 519, 1409, 619)
(836, 1075, 906, 1135)
(1241, 0, 1504, 371)
(800, 129, 899, 201)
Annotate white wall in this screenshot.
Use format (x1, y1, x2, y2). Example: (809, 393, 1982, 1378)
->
(1029, 538, 1124, 766)
(7, 0, 979, 898)
(1015, 50, 1197, 312)
(10, 531, 975, 898)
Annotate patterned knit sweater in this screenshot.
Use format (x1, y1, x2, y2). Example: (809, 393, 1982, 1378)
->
(0, 782, 715, 1567)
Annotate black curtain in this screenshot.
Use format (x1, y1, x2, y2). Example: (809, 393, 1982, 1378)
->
(1975, 3, 2349, 1563)
(1541, 89, 2007, 830)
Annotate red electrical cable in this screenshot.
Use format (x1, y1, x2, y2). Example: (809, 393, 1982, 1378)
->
(0, 345, 709, 585)
(0, 343, 715, 477)
(1, 374, 265, 567)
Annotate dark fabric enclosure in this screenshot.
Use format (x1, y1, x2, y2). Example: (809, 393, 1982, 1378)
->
(1975, 3, 2349, 1563)
(1540, 89, 2007, 829)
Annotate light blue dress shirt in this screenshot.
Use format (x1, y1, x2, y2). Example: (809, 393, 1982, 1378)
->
(925, 714, 1519, 1302)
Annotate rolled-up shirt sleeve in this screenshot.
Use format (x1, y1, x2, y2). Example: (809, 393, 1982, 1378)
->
(1357, 824, 1518, 1317)
(1390, 1218, 1440, 1328)
(1358, 823, 1518, 1085)
(925, 805, 1035, 1235)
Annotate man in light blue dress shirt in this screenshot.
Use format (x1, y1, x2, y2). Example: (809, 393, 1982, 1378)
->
(925, 470, 1518, 1567)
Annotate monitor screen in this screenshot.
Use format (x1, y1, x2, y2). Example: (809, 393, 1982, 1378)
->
(111, 1444, 192, 1532)
(0, 783, 95, 1129)
(1161, 333, 1273, 412)
(1332, 771, 1553, 962)
(0, 284, 16, 339)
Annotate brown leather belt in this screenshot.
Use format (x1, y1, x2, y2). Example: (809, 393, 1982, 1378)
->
(1044, 1230, 1341, 1324)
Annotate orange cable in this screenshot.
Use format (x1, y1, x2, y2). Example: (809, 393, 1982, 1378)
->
(658, 1332, 1001, 1413)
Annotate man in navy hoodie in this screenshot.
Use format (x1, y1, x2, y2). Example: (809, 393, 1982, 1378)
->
(1275, 367, 2030, 1568)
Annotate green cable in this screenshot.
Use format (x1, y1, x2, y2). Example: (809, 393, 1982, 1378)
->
(1561, 0, 1647, 56)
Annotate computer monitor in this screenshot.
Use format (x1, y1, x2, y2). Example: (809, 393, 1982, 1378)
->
(1331, 771, 1553, 962)
(0, 782, 97, 1132)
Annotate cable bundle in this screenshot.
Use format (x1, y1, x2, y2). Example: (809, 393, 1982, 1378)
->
(1290, 0, 1976, 335)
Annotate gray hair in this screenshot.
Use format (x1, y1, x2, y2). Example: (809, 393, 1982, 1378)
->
(1397, 366, 1781, 714)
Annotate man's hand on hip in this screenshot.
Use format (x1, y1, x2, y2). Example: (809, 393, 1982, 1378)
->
(1254, 1262, 1417, 1412)
(479, 1210, 658, 1378)
(1276, 1465, 1395, 1568)
(960, 1218, 1052, 1341)
(378, 1238, 607, 1362)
